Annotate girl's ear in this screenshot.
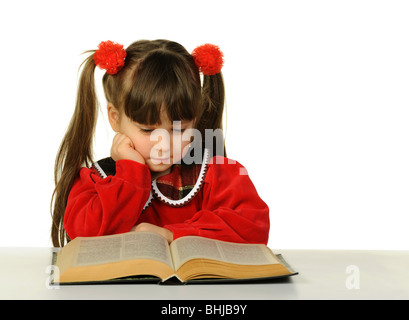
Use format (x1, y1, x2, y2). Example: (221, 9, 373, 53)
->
(107, 103, 121, 132)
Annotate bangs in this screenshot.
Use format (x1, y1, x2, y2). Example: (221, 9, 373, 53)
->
(123, 50, 202, 125)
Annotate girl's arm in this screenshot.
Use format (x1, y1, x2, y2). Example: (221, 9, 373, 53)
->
(164, 157, 270, 244)
(64, 160, 151, 239)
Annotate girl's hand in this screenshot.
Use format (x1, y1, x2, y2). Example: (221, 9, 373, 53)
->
(111, 133, 145, 164)
(131, 223, 174, 243)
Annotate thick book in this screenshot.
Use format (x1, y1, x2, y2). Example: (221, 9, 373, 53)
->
(52, 231, 297, 285)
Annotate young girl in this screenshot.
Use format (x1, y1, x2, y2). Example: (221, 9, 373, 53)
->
(51, 39, 269, 247)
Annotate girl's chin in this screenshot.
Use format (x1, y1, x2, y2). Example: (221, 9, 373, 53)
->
(147, 155, 184, 172)
(147, 159, 173, 172)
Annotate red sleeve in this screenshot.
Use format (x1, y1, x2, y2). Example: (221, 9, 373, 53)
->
(164, 156, 270, 244)
(64, 160, 151, 239)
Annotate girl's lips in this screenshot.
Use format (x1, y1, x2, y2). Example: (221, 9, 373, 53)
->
(151, 157, 171, 163)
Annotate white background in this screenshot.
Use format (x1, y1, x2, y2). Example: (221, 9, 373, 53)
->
(0, 0, 408, 249)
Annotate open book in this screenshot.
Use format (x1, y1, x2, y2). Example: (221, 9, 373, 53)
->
(53, 232, 297, 285)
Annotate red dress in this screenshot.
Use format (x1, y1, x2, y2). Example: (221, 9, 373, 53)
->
(64, 149, 270, 244)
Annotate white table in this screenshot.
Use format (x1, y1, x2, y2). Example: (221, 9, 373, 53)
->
(0, 247, 408, 300)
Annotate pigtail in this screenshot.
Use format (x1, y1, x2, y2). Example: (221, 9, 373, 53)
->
(51, 52, 98, 247)
(191, 44, 226, 157)
(197, 73, 226, 157)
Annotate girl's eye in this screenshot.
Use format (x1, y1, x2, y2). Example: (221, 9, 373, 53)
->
(172, 128, 186, 133)
(140, 128, 154, 133)
(139, 127, 187, 134)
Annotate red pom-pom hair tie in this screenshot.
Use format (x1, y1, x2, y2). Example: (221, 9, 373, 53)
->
(93, 40, 127, 75)
(191, 44, 224, 76)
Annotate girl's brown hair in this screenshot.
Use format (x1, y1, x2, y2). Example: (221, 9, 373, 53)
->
(51, 39, 225, 247)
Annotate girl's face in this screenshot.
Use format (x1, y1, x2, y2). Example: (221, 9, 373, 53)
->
(108, 104, 194, 173)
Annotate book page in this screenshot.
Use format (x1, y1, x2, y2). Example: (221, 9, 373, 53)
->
(72, 232, 173, 269)
(170, 236, 279, 271)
